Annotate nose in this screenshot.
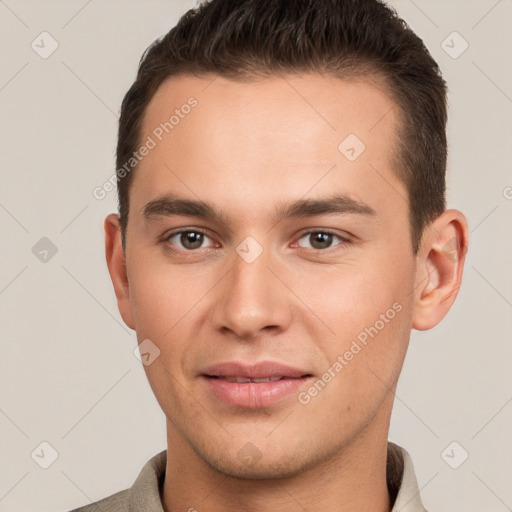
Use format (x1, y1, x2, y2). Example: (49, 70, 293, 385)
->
(209, 244, 293, 340)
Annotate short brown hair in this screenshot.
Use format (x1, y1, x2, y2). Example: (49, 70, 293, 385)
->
(116, 0, 447, 253)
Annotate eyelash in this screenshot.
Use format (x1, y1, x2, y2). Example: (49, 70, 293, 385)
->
(161, 228, 351, 254)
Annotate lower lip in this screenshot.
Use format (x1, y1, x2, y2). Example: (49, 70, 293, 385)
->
(202, 376, 312, 408)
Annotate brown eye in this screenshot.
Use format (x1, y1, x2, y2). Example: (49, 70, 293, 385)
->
(166, 230, 213, 251)
(296, 231, 346, 250)
(180, 231, 204, 249)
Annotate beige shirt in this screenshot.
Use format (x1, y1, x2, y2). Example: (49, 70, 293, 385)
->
(69, 442, 428, 511)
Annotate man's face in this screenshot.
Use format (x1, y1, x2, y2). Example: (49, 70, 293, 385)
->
(123, 74, 417, 477)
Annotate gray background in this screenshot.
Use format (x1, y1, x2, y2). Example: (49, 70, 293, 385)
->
(1, 1, 511, 510)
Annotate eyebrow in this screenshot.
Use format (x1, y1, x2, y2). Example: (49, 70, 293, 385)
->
(143, 192, 376, 224)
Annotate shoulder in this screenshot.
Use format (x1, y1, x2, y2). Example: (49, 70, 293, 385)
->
(67, 450, 167, 512)
(68, 488, 129, 512)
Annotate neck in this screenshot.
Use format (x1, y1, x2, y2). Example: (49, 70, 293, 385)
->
(161, 405, 394, 512)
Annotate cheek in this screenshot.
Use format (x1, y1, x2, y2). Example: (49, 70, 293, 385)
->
(296, 258, 412, 332)
(298, 296, 413, 430)
(128, 261, 200, 411)
(292, 253, 415, 379)
(127, 255, 213, 380)
(127, 253, 203, 338)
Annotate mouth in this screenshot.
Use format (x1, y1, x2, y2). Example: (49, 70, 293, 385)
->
(200, 361, 313, 408)
(205, 375, 309, 383)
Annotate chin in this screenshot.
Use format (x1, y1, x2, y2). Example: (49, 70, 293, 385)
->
(204, 452, 311, 480)
(189, 434, 331, 481)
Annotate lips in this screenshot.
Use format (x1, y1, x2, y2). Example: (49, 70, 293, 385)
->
(200, 361, 313, 408)
(201, 361, 310, 379)
(221, 376, 284, 383)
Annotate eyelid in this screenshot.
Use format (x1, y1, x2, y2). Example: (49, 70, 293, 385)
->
(292, 229, 351, 250)
(296, 228, 351, 240)
(161, 227, 218, 250)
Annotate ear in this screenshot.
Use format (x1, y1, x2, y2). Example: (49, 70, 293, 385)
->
(104, 213, 135, 330)
(412, 209, 469, 331)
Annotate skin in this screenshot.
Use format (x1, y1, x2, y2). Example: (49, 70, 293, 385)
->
(105, 74, 468, 512)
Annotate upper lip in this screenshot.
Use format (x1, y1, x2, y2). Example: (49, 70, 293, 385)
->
(200, 361, 311, 379)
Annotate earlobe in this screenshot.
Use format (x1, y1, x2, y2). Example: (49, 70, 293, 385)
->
(412, 210, 469, 331)
(104, 214, 135, 330)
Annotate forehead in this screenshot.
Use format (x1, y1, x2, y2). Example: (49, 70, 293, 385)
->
(132, 73, 404, 222)
(143, 72, 397, 149)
